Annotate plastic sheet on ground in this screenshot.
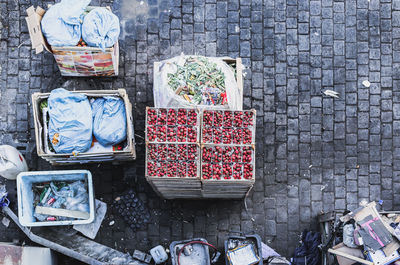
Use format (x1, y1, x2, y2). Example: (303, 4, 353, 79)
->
(153, 55, 241, 110)
(92, 97, 127, 146)
(48, 88, 92, 154)
(82, 7, 120, 50)
(41, 0, 91, 46)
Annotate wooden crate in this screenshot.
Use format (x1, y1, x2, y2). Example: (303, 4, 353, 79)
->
(32, 89, 136, 165)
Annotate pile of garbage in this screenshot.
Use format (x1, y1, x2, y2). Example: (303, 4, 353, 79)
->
(41, 88, 127, 154)
(329, 201, 400, 265)
(33, 180, 90, 222)
(41, 0, 119, 50)
(154, 55, 242, 110)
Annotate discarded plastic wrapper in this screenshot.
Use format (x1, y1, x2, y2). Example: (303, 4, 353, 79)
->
(226, 244, 260, 265)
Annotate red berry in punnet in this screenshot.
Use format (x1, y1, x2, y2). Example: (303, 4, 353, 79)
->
(187, 127, 197, 142)
(167, 126, 177, 141)
(177, 109, 187, 125)
(167, 109, 177, 125)
(157, 109, 167, 125)
(148, 126, 157, 141)
(203, 110, 213, 126)
(147, 109, 157, 125)
(157, 126, 166, 142)
(187, 109, 197, 126)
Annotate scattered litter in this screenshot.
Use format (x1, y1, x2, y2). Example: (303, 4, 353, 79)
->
(235, 25, 240, 33)
(309, 165, 312, 168)
(2, 216, 10, 227)
(329, 202, 400, 265)
(114, 197, 120, 201)
(362, 80, 371, 88)
(109, 220, 115, 226)
(320, 185, 327, 191)
(323, 90, 339, 98)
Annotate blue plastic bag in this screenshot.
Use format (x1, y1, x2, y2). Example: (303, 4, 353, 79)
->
(92, 97, 127, 146)
(48, 88, 93, 154)
(41, 0, 91, 46)
(82, 7, 120, 50)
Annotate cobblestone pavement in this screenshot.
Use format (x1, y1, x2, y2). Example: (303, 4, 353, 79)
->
(1, 0, 400, 263)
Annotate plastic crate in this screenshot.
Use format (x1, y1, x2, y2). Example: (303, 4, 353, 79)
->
(17, 170, 95, 227)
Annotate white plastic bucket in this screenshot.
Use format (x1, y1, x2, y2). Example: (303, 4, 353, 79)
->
(17, 170, 95, 227)
(0, 145, 28, 180)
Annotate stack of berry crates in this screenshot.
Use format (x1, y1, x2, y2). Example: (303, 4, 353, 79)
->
(200, 109, 256, 198)
(145, 107, 202, 199)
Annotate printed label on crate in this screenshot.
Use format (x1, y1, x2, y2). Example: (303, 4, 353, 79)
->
(53, 49, 116, 77)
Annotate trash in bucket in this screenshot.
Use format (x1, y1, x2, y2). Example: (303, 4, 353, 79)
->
(33, 180, 90, 222)
(17, 170, 95, 227)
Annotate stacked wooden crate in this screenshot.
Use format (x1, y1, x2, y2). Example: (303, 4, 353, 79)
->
(200, 110, 256, 198)
(145, 107, 202, 199)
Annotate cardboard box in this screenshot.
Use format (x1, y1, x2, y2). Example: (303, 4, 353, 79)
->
(32, 89, 136, 165)
(26, 6, 119, 77)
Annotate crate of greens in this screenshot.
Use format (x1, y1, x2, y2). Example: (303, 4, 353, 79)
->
(154, 56, 243, 110)
(17, 170, 95, 227)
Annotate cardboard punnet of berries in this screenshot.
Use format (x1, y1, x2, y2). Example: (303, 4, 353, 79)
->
(201, 145, 254, 181)
(201, 110, 256, 145)
(146, 143, 200, 179)
(146, 107, 200, 144)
